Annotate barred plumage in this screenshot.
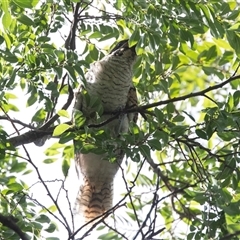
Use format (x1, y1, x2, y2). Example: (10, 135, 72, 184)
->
(73, 40, 137, 222)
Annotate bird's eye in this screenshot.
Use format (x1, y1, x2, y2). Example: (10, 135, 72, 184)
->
(114, 49, 123, 56)
(110, 40, 129, 54)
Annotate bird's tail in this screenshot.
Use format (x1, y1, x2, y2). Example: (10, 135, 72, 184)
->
(74, 177, 113, 221)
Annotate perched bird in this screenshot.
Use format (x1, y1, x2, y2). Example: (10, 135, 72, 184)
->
(72, 40, 138, 222)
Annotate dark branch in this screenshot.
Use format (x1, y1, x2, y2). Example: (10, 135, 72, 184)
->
(128, 73, 240, 113)
(219, 230, 240, 240)
(30, 1, 80, 145)
(0, 213, 29, 240)
(8, 125, 56, 147)
(78, 14, 123, 20)
(65, 3, 81, 50)
(7, 73, 240, 147)
(0, 116, 36, 130)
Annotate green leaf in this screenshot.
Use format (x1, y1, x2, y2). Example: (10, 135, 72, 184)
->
(129, 29, 139, 47)
(227, 10, 240, 20)
(57, 109, 70, 118)
(98, 232, 119, 240)
(226, 30, 240, 56)
(37, 36, 51, 42)
(233, 90, 240, 107)
(3, 33, 11, 48)
(59, 132, 75, 144)
(46, 82, 58, 96)
(159, 79, 168, 93)
(2, 12, 12, 30)
(13, 0, 39, 8)
(72, 110, 86, 127)
(43, 158, 57, 164)
(1, 0, 9, 12)
(53, 124, 70, 136)
(99, 32, 119, 42)
(53, 67, 63, 78)
(27, 91, 38, 107)
(44, 147, 60, 156)
(170, 125, 188, 138)
(4, 92, 17, 99)
(154, 108, 164, 122)
(47, 205, 57, 213)
(62, 158, 70, 177)
(180, 29, 194, 47)
(81, 143, 97, 154)
(7, 183, 23, 191)
(148, 139, 162, 150)
(89, 44, 99, 61)
(35, 214, 50, 223)
(10, 162, 27, 173)
(172, 55, 180, 70)
(64, 66, 77, 82)
(20, 79, 26, 90)
(3, 53, 18, 63)
(41, 43, 56, 49)
(32, 108, 46, 122)
(2, 103, 19, 112)
(205, 45, 217, 61)
(0, 36, 4, 45)
(6, 69, 17, 87)
(172, 115, 185, 122)
(17, 14, 35, 26)
(222, 202, 239, 216)
(153, 130, 169, 146)
(166, 103, 175, 116)
(217, 132, 235, 141)
(219, 50, 234, 65)
(45, 223, 57, 233)
(202, 66, 215, 75)
(195, 129, 208, 140)
(23, 170, 33, 175)
(54, 49, 65, 62)
(227, 223, 240, 232)
(46, 238, 60, 240)
(89, 31, 102, 39)
(139, 145, 151, 159)
(232, 175, 238, 190)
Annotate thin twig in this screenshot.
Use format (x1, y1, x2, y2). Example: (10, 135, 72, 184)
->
(0, 116, 36, 129)
(102, 220, 128, 240)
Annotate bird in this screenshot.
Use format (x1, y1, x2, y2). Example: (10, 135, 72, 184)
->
(72, 39, 138, 222)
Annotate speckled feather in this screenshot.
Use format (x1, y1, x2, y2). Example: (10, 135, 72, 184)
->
(73, 40, 138, 222)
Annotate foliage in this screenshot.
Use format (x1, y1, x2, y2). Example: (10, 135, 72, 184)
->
(0, 0, 240, 239)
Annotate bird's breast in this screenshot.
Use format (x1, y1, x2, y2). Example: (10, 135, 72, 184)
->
(85, 63, 132, 112)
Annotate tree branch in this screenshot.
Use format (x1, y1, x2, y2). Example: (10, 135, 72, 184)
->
(219, 230, 240, 240)
(65, 2, 81, 50)
(0, 116, 36, 130)
(128, 73, 240, 113)
(7, 72, 240, 148)
(0, 213, 29, 240)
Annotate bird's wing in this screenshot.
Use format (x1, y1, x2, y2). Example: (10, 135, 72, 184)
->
(71, 84, 84, 127)
(126, 86, 138, 123)
(72, 84, 84, 178)
(73, 84, 83, 111)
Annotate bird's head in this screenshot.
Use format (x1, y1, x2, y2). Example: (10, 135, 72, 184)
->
(109, 40, 137, 61)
